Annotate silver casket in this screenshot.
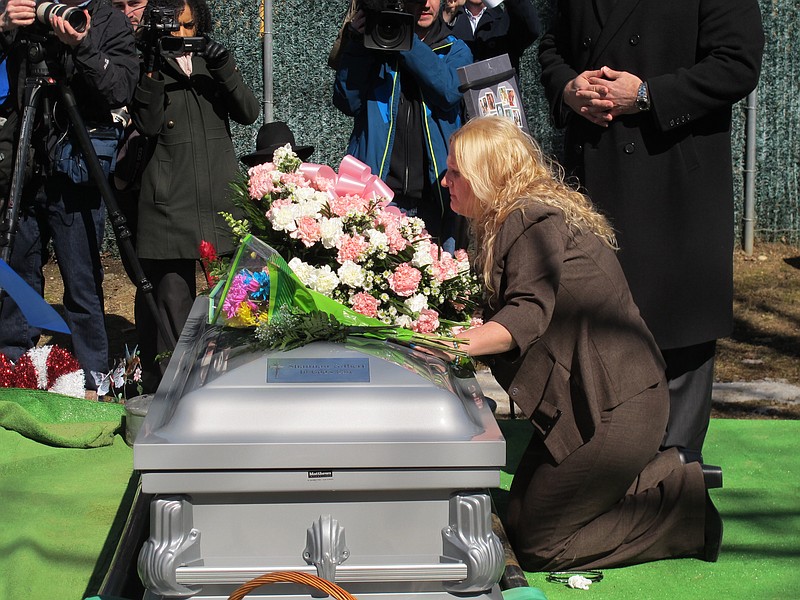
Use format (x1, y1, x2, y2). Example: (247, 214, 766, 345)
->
(134, 298, 507, 600)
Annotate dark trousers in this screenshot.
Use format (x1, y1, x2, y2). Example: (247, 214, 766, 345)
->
(505, 381, 707, 571)
(134, 257, 196, 392)
(661, 340, 717, 455)
(0, 175, 108, 389)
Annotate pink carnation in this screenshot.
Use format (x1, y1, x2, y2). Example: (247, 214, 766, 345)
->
(351, 292, 379, 317)
(290, 216, 322, 247)
(411, 308, 440, 334)
(314, 176, 336, 192)
(455, 249, 469, 262)
(279, 171, 311, 188)
(248, 163, 277, 199)
(337, 233, 370, 264)
(388, 263, 422, 297)
(384, 223, 408, 253)
(328, 194, 371, 217)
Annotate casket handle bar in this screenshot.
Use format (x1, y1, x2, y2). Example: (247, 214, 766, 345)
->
(227, 571, 357, 600)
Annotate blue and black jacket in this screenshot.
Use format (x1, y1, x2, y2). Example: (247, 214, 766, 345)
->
(333, 20, 472, 220)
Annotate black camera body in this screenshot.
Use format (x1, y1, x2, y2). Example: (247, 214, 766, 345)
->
(140, 5, 206, 57)
(35, 0, 87, 33)
(360, 0, 415, 52)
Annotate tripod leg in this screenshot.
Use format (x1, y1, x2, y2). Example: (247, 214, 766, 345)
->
(0, 83, 44, 266)
(56, 82, 177, 350)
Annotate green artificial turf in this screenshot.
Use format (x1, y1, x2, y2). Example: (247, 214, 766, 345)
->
(496, 418, 800, 600)
(0, 418, 797, 600)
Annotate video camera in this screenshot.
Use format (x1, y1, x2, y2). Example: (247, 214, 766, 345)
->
(34, 0, 88, 33)
(360, 0, 415, 52)
(139, 4, 206, 57)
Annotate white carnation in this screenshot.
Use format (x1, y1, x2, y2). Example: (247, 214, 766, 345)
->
(270, 205, 297, 232)
(411, 246, 434, 268)
(288, 257, 317, 287)
(366, 229, 389, 251)
(313, 265, 340, 296)
(404, 293, 429, 314)
(319, 217, 344, 249)
(395, 314, 413, 328)
(337, 261, 366, 288)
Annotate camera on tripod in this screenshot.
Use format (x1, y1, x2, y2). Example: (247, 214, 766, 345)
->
(34, 0, 88, 33)
(360, 0, 415, 52)
(139, 4, 206, 57)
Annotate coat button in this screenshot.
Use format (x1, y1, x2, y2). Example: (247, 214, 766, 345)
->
(167, 120, 175, 129)
(510, 387, 519, 396)
(582, 36, 592, 49)
(624, 143, 636, 154)
(573, 144, 583, 155)
(670, 119, 675, 127)
(629, 34, 640, 46)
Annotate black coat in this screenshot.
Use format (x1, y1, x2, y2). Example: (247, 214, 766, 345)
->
(133, 55, 259, 260)
(539, 0, 764, 349)
(447, 0, 540, 74)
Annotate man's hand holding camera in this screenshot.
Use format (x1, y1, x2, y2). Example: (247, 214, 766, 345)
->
(49, 6, 89, 46)
(0, 0, 36, 31)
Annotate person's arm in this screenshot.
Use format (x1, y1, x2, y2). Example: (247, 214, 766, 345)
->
(644, 0, 764, 131)
(457, 212, 562, 358)
(0, 0, 35, 32)
(200, 40, 260, 126)
(399, 36, 472, 111)
(71, 8, 139, 108)
(332, 30, 379, 117)
(131, 72, 165, 138)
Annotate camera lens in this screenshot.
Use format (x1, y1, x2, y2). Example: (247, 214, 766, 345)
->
(35, 1, 88, 33)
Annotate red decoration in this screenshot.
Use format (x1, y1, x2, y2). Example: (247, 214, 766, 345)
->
(0, 354, 16, 387)
(45, 345, 82, 389)
(12, 354, 38, 389)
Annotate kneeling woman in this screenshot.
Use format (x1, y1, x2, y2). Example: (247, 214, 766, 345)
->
(444, 116, 719, 570)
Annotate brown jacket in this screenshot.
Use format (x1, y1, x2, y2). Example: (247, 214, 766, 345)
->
(480, 206, 665, 463)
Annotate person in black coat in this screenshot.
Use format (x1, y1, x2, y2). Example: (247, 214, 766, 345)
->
(0, 0, 139, 395)
(132, 0, 259, 390)
(446, 0, 539, 76)
(538, 0, 764, 458)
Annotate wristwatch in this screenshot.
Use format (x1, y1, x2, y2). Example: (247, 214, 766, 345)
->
(636, 81, 651, 111)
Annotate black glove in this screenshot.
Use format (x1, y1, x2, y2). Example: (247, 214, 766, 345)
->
(201, 38, 229, 70)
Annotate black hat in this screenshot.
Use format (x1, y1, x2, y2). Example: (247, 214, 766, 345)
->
(240, 121, 315, 167)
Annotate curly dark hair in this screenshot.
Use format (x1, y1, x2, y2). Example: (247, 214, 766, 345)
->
(143, 0, 212, 35)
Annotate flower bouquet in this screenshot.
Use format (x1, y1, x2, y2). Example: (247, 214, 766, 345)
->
(211, 234, 469, 354)
(221, 144, 482, 341)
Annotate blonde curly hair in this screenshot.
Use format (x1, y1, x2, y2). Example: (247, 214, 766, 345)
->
(448, 116, 617, 294)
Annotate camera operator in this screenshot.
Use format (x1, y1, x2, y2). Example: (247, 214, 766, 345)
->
(131, 0, 259, 391)
(333, 0, 472, 253)
(0, 0, 138, 397)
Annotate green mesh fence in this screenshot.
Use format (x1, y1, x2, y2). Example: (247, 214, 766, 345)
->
(139, 0, 799, 245)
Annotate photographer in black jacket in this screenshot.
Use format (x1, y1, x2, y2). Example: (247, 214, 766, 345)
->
(0, 0, 138, 396)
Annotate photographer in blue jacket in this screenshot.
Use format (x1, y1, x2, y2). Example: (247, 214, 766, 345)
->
(333, 0, 472, 252)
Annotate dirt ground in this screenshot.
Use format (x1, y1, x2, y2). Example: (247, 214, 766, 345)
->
(40, 241, 800, 416)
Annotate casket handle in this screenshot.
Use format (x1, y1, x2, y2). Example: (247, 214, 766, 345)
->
(227, 570, 357, 600)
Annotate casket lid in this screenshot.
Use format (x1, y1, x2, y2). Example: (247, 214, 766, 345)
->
(134, 301, 504, 472)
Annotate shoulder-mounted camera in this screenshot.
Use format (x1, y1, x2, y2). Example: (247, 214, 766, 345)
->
(359, 0, 415, 52)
